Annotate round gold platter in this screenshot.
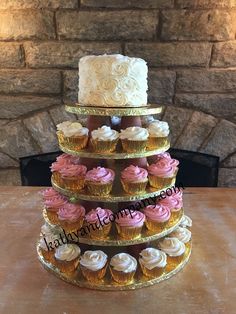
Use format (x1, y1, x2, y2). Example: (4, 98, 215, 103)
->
(43, 209, 183, 246)
(59, 142, 170, 159)
(65, 104, 162, 116)
(51, 177, 174, 203)
(37, 243, 191, 291)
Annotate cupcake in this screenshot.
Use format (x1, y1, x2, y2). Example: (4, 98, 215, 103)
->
(148, 154, 179, 190)
(170, 227, 192, 249)
(121, 165, 148, 195)
(139, 248, 167, 278)
(159, 237, 186, 269)
(54, 244, 81, 274)
(80, 250, 108, 283)
(85, 207, 113, 239)
(56, 153, 80, 165)
(58, 203, 85, 233)
(147, 120, 169, 149)
(85, 167, 115, 196)
(40, 222, 63, 238)
(110, 253, 137, 284)
(144, 204, 171, 233)
(180, 215, 192, 228)
(44, 195, 68, 224)
(39, 234, 57, 263)
(115, 210, 145, 240)
(56, 121, 89, 150)
(40, 187, 60, 200)
(59, 164, 87, 191)
(90, 125, 119, 153)
(120, 126, 149, 153)
(159, 190, 183, 224)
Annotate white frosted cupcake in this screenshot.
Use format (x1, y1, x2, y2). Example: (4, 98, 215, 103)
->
(80, 250, 108, 283)
(159, 237, 186, 269)
(90, 125, 119, 153)
(147, 120, 169, 149)
(170, 227, 192, 248)
(179, 215, 192, 228)
(56, 121, 89, 150)
(110, 253, 137, 284)
(139, 248, 167, 278)
(39, 234, 57, 264)
(120, 126, 149, 152)
(40, 223, 63, 238)
(54, 244, 81, 274)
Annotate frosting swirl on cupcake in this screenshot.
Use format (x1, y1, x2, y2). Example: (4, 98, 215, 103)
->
(180, 215, 192, 228)
(55, 244, 81, 261)
(59, 164, 87, 178)
(110, 253, 137, 273)
(159, 237, 186, 257)
(91, 125, 119, 141)
(139, 248, 167, 270)
(56, 153, 80, 165)
(40, 188, 60, 200)
(56, 121, 72, 132)
(115, 210, 145, 227)
(44, 195, 68, 211)
(159, 196, 182, 211)
(144, 204, 171, 223)
(148, 120, 169, 137)
(121, 165, 148, 183)
(120, 126, 149, 141)
(57, 121, 89, 137)
(58, 203, 85, 222)
(170, 227, 191, 243)
(85, 167, 115, 183)
(85, 207, 113, 224)
(80, 250, 107, 271)
(148, 158, 177, 178)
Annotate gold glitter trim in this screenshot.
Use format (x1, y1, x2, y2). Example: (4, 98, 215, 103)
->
(36, 242, 192, 291)
(65, 103, 162, 116)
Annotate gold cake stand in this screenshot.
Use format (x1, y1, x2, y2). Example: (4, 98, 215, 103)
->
(37, 243, 192, 291)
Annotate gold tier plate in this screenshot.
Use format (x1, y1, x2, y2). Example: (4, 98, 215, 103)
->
(59, 141, 170, 159)
(43, 208, 184, 246)
(37, 243, 191, 291)
(51, 177, 174, 203)
(65, 104, 162, 116)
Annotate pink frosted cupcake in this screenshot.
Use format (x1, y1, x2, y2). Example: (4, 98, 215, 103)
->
(159, 190, 183, 224)
(115, 210, 145, 240)
(40, 188, 61, 201)
(148, 154, 179, 190)
(44, 195, 68, 224)
(85, 167, 115, 196)
(144, 204, 171, 233)
(56, 153, 80, 165)
(58, 203, 85, 233)
(121, 165, 148, 195)
(85, 207, 113, 239)
(59, 164, 87, 191)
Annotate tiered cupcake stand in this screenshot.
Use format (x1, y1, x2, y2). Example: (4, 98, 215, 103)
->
(37, 104, 192, 290)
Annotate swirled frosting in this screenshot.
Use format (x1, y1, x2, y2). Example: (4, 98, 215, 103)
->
(56, 153, 80, 165)
(55, 244, 81, 261)
(91, 125, 119, 141)
(44, 196, 68, 211)
(154, 153, 179, 168)
(40, 188, 60, 200)
(78, 54, 148, 107)
(57, 121, 89, 137)
(115, 210, 145, 227)
(121, 165, 148, 183)
(170, 227, 191, 243)
(147, 158, 178, 178)
(85, 167, 115, 183)
(80, 250, 108, 271)
(148, 120, 169, 137)
(120, 126, 149, 141)
(56, 121, 72, 131)
(139, 248, 167, 270)
(144, 204, 171, 223)
(50, 158, 70, 172)
(59, 164, 87, 178)
(85, 207, 113, 224)
(159, 196, 182, 211)
(40, 223, 62, 237)
(180, 215, 192, 228)
(58, 203, 85, 222)
(159, 237, 186, 257)
(110, 253, 137, 273)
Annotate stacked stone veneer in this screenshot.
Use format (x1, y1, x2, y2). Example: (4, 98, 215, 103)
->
(0, 0, 236, 186)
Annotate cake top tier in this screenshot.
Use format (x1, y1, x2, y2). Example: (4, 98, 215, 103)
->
(78, 54, 148, 108)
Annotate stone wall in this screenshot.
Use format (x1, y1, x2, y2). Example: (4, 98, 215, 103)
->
(0, 0, 236, 186)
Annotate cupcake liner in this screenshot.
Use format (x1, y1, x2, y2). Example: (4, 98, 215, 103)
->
(80, 263, 108, 284)
(88, 222, 112, 240)
(40, 248, 55, 264)
(85, 181, 113, 196)
(147, 136, 169, 150)
(140, 263, 165, 278)
(56, 131, 64, 146)
(61, 176, 85, 191)
(169, 208, 184, 225)
(52, 171, 64, 187)
(110, 267, 136, 284)
(148, 174, 176, 190)
(145, 219, 169, 233)
(121, 139, 147, 153)
(58, 218, 84, 234)
(46, 209, 59, 224)
(121, 179, 148, 195)
(55, 257, 79, 274)
(116, 224, 143, 240)
(166, 254, 185, 270)
(90, 138, 119, 153)
(63, 134, 88, 151)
